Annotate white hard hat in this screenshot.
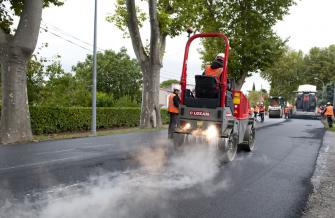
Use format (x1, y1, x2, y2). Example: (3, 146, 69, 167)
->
(216, 53, 225, 62)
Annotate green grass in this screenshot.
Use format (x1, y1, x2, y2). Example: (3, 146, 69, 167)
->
(33, 125, 168, 142)
(320, 118, 335, 131)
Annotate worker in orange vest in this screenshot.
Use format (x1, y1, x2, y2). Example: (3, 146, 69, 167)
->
(249, 107, 255, 116)
(203, 53, 225, 80)
(168, 88, 181, 139)
(259, 102, 265, 122)
(322, 102, 334, 128)
(284, 106, 290, 119)
(254, 103, 260, 118)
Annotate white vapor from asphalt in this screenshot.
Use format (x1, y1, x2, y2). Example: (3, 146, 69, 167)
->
(0, 141, 230, 218)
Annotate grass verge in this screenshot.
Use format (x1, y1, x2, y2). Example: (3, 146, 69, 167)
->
(320, 118, 335, 132)
(33, 125, 168, 142)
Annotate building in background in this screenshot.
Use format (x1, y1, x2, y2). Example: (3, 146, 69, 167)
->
(159, 83, 195, 108)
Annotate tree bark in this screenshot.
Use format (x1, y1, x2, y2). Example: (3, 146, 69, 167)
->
(140, 64, 162, 128)
(235, 72, 247, 90)
(126, 0, 164, 128)
(0, 0, 43, 144)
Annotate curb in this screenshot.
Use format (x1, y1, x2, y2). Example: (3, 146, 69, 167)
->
(302, 130, 335, 217)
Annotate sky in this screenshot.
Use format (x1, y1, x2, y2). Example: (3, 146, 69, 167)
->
(35, 0, 335, 93)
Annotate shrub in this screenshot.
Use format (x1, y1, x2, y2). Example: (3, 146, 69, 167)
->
(1, 106, 169, 135)
(113, 95, 140, 107)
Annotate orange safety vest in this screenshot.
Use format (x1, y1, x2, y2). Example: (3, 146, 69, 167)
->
(254, 106, 259, 113)
(324, 105, 334, 116)
(204, 65, 223, 79)
(168, 94, 179, 114)
(259, 105, 265, 112)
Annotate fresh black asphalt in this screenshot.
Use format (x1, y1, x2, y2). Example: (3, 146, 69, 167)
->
(0, 118, 325, 218)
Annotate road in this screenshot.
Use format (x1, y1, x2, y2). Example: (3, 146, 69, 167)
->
(0, 118, 325, 218)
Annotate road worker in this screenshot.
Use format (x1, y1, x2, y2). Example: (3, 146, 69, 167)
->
(284, 106, 290, 119)
(168, 88, 181, 138)
(254, 103, 260, 118)
(250, 107, 255, 117)
(203, 53, 225, 80)
(322, 102, 334, 128)
(259, 102, 265, 122)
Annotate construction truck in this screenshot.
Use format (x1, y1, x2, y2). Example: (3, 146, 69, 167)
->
(268, 96, 285, 118)
(173, 33, 255, 162)
(291, 84, 319, 119)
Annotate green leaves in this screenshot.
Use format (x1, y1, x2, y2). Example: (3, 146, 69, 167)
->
(261, 49, 304, 102)
(160, 79, 179, 88)
(262, 45, 335, 103)
(0, 0, 64, 34)
(73, 48, 142, 102)
(108, 0, 202, 38)
(199, 0, 294, 85)
(25, 107, 169, 134)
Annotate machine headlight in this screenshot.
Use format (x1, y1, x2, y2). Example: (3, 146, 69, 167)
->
(183, 123, 191, 130)
(204, 125, 218, 140)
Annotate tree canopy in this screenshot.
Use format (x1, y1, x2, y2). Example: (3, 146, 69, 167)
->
(0, 0, 63, 34)
(198, 0, 295, 89)
(26, 48, 142, 107)
(160, 79, 179, 88)
(261, 45, 335, 104)
(73, 48, 142, 101)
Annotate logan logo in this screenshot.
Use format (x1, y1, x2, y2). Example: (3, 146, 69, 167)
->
(190, 111, 210, 117)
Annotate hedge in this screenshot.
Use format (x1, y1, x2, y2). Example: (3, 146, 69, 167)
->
(0, 106, 169, 134)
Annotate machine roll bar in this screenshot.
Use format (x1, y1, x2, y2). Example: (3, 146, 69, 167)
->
(180, 33, 230, 107)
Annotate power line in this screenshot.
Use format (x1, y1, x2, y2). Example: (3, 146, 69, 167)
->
(41, 22, 106, 52)
(40, 26, 92, 52)
(2, 7, 106, 53)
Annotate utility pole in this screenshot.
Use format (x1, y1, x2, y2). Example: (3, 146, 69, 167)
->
(91, 0, 97, 136)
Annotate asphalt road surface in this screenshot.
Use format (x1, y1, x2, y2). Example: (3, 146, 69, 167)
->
(0, 118, 325, 218)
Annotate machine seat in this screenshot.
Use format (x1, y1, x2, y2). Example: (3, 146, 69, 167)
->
(183, 75, 233, 111)
(195, 75, 220, 99)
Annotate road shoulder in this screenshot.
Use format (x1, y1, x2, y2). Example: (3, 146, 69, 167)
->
(303, 130, 335, 217)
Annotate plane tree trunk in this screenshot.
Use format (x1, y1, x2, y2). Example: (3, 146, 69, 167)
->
(0, 0, 43, 144)
(126, 0, 166, 128)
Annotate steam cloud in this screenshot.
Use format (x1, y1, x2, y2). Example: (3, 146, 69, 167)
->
(0, 140, 229, 218)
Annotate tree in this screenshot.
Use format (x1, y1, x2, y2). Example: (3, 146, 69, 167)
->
(27, 55, 48, 106)
(199, 0, 294, 89)
(247, 90, 269, 107)
(110, 0, 198, 128)
(160, 79, 179, 88)
(0, 0, 63, 144)
(324, 83, 334, 105)
(261, 49, 305, 102)
(262, 45, 335, 104)
(252, 82, 255, 91)
(38, 60, 91, 107)
(304, 45, 335, 86)
(73, 48, 142, 102)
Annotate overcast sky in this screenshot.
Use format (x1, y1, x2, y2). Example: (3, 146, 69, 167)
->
(36, 0, 335, 93)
